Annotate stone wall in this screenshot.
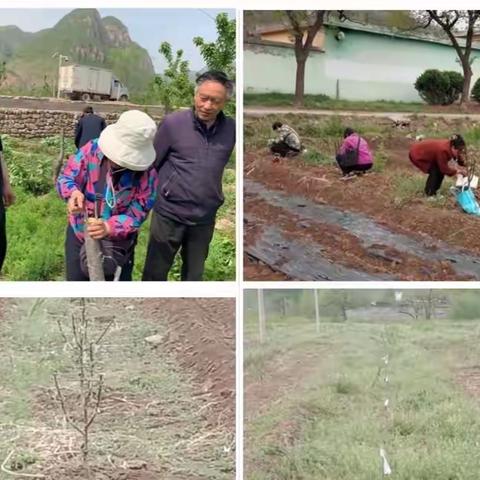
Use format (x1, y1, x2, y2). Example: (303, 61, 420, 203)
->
(0, 108, 162, 138)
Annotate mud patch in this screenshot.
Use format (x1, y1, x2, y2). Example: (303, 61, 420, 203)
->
(456, 366, 480, 399)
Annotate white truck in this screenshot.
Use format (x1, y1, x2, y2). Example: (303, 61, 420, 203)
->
(58, 65, 129, 102)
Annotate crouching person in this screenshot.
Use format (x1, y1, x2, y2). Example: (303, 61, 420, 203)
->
(268, 121, 303, 158)
(57, 110, 158, 281)
(336, 128, 373, 179)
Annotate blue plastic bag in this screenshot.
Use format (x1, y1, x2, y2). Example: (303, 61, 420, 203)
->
(456, 187, 480, 216)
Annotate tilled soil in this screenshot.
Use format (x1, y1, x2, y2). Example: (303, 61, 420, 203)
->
(244, 148, 480, 280)
(140, 298, 235, 430)
(0, 298, 235, 480)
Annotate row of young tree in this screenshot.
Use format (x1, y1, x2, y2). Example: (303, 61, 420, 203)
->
(253, 10, 480, 106)
(245, 290, 480, 336)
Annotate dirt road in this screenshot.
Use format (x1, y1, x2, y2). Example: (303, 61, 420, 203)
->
(245, 106, 480, 120)
(0, 95, 165, 116)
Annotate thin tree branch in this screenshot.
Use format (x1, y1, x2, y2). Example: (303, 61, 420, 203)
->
(285, 10, 302, 35)
(56, 318, 68, 345)
(53, 374, 84, 436)
(94, 318, 115, 345)
(86, 375, 104, 429)
(303, 11, 325, 52)
(427, 10, 466, 61)
(71, 313, 81, 350)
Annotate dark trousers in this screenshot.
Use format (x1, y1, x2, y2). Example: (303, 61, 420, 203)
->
(142, 211, 215, 281)
(336, 155, 373, 175)
(65, 225, 134, 281)
(0, 203, 6, 273)
(270, 141, 300, 158)
(425, 162, 444, 196)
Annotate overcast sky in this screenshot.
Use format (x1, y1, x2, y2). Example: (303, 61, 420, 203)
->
(0, 8, 235, 73)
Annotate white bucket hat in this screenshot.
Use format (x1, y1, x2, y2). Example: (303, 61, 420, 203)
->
(98, 110, 157, 171)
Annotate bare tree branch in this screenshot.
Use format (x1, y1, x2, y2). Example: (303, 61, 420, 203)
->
(95, 317, 115, 345)
(86, 374, 104, 429)
(71, 313, 81, 350)
(56, 318, 69, 345)
(53, 374, 84, 436)
(399, 310, 416, 320)
(53, 300, 109, 474)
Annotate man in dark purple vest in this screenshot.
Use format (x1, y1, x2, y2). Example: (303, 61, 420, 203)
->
(142, 71, 236, 281)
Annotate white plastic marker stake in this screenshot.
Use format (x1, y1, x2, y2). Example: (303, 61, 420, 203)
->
(380, 448, 392, 475)
(384, 399, 389, 408)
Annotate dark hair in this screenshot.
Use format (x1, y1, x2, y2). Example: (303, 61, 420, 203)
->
(450, 133, 466, 150)
(83, 106, 93, 114)
(196, 70, 234, 98)
(343, 127, 355, 139)
(272, 121, 283, 130)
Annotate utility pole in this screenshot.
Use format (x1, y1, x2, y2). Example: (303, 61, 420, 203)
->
(258, 290, 266, 344)
(314, 289, 320, 333)
(52, 52, 69, 99)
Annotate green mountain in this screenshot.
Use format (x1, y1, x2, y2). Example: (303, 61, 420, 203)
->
(0, 25, 34, 63)
(0, 9, 155, 94)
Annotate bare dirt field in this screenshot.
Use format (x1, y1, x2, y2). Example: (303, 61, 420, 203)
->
(0, 298, 234, 480)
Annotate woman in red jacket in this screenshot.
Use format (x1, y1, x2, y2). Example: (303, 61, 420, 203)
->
(409, 134, 467, 196)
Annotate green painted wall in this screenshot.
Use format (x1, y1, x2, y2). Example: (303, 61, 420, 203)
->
(244, 27, 480, 102)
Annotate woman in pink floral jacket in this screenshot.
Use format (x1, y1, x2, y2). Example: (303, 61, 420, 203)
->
(57, 110, 158, 281)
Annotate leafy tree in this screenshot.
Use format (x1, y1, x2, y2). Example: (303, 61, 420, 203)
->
(413, 10, 480, 104)
(471, 76, 480, 102)
(385, 11, 420, 30)
(149, 42, 194, 112)
(450, 291, 480, 319)
(193, 13, 236, 78)
(0, 61, 6, 86)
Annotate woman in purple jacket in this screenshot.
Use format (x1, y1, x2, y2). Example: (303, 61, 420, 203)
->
(336, 128, 374, 179)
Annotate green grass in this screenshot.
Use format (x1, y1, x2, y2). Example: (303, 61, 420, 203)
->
(392, 174, 453, 208)
(372, 143, 388, 173)
(2, 136, 235, 281)
(392, 175, 426, 207)
(244, 115, 393, 151)
(245, 114, 480, 210)
(244, 93, 425, 113)
(301, 148, 333, 167)
(245, 315, 480, 480)
(464, 124, 480, 145)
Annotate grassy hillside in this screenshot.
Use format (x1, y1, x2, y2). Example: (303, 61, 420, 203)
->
(245, 313, 480, 479)
(0, 25, 33, 63)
